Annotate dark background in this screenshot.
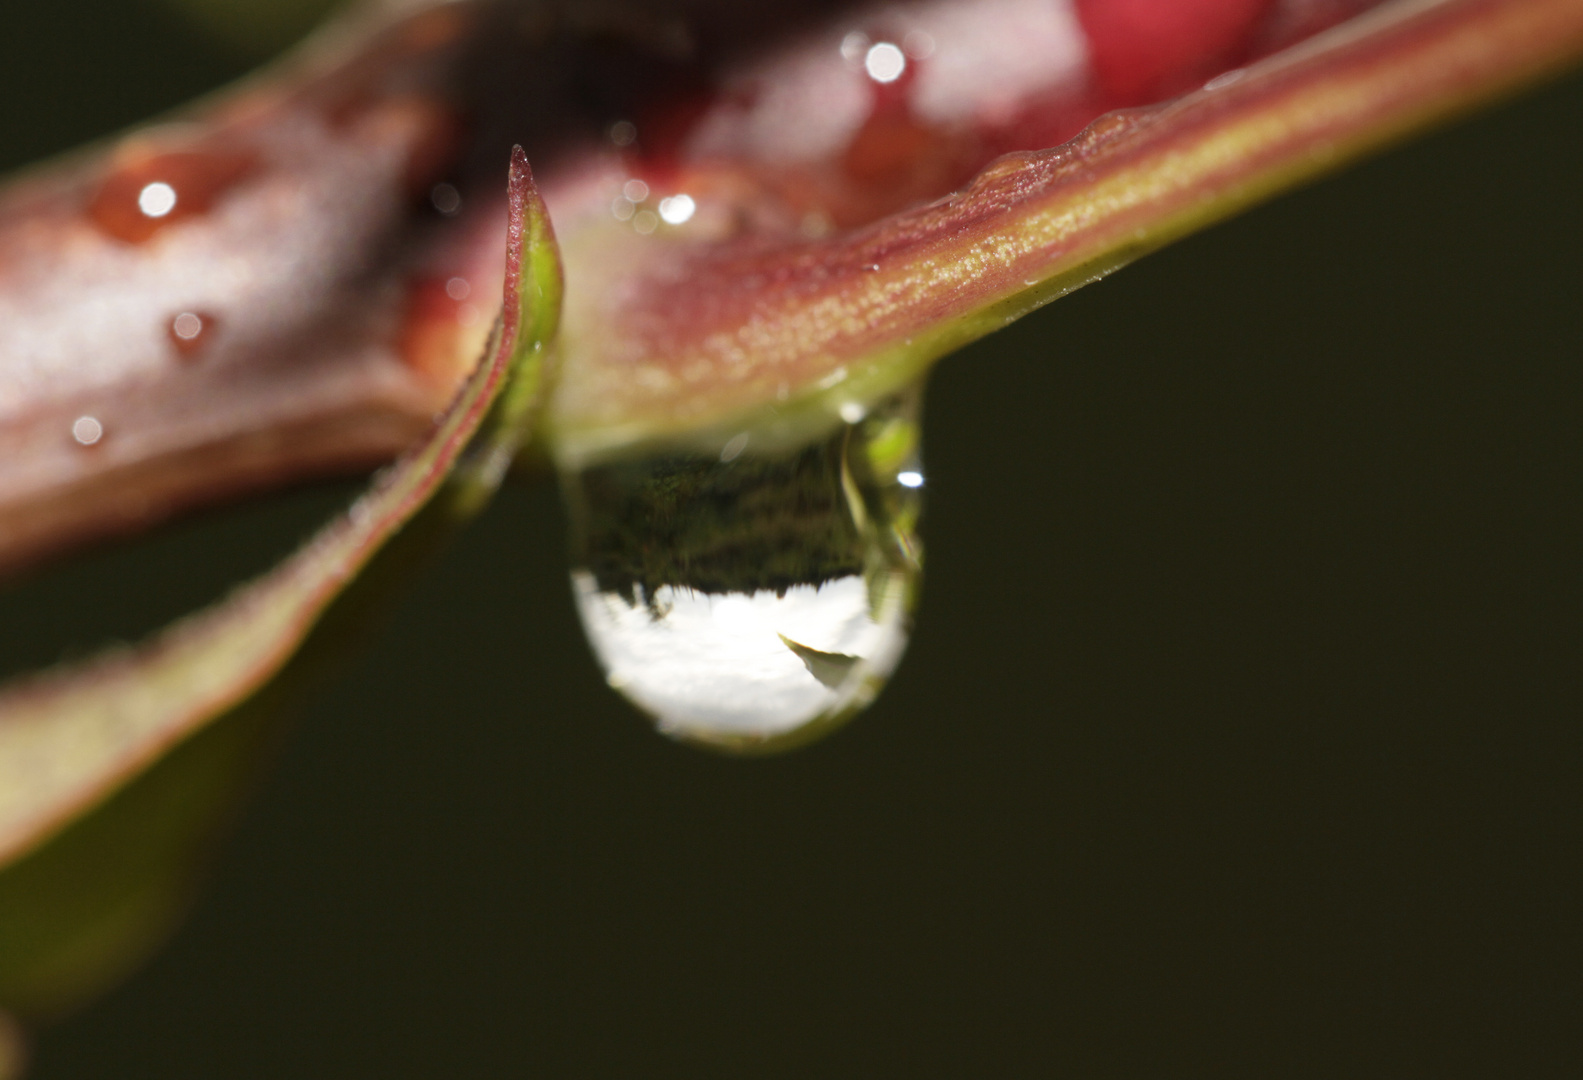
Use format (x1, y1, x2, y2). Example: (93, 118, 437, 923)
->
(2, 1, 1580, 1076)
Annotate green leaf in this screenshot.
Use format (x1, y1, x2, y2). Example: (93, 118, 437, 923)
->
(0, 146, 560, 1015)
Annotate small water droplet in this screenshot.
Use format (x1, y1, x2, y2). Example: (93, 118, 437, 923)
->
(431, 182, 462, 215)
(72, 416, 104, 446)
(609, 120, 638, 147)
(561, 386, 926, 752)
(632, 209, 659, 234)
(88, 147, 260, 244)
(167, 311, 217, 358)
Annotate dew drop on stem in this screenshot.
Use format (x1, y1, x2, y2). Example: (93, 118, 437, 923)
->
(559, 384, 927, 753)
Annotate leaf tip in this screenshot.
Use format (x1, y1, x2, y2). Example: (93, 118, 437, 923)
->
(509, 143, 532, 187)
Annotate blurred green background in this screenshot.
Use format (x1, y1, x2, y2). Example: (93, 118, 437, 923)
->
(1, 0, 1580, 1075)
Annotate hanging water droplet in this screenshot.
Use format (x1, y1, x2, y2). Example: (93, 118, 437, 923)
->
(560, 385, 926, 753)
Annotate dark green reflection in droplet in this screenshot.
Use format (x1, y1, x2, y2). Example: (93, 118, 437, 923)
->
(559, 387, 925, 754)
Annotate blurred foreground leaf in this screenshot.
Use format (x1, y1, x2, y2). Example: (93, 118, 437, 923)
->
(152, 0, 347, 54)
(0, 147, 560, 1018)
(0, 1013, 19, 1080)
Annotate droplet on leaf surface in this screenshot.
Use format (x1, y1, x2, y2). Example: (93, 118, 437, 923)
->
(88, 147, 260, 243)
(561, 387, 926, 753)
(167, 310, 216, 358)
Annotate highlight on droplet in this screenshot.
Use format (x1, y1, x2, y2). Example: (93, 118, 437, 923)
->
(658, 194, 696, 225)
(137, 181, 178, 219)
(167, 310, 219, 358)
(71, 416, 104, 446)
(864, 41, 907, 83)
(171, 312, 204, 341)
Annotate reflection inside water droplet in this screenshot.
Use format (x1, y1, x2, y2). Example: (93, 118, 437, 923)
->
(561, 386, 925, 753)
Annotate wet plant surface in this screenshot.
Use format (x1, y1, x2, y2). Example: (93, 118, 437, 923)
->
(1, 1, 1581, 1076)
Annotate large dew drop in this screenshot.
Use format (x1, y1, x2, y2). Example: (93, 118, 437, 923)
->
(560, 388, 925, 753)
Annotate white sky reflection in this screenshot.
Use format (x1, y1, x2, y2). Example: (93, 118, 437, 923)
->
(573, 572, 908, 741)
